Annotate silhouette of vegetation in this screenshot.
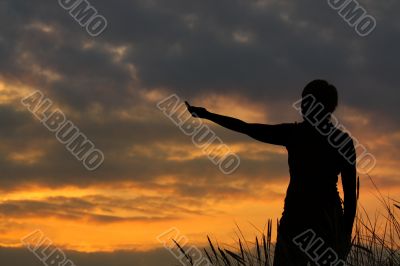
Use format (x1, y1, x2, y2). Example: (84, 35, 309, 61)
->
(174, 176, 400, 265)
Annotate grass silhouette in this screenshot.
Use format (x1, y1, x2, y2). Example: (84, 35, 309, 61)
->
(173, 176, 400, 265)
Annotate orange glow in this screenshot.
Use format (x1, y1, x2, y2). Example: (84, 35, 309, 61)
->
(0, 79, 399, 255)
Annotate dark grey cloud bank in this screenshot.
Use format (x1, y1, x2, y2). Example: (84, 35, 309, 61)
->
(0, 0, 399, 114)
(0, 246, 179, 266)
(91, 0, 399, 119)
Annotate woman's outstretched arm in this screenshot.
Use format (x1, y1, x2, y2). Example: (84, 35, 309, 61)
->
(185, 101, 291, 146)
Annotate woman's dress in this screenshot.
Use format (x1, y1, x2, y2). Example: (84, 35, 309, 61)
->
(271, 121, 355, 266)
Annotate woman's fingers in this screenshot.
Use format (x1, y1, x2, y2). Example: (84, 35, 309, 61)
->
(185, 101, 205, 118)
(185, 101, 196, 116)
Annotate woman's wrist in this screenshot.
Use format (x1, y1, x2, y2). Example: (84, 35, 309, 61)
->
(202, 110, 211, 119)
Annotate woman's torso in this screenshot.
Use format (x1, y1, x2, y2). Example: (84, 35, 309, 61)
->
(283, 121, 349, 211)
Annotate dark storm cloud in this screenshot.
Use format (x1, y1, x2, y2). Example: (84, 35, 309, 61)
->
(0, 0, 398, 202)
(97, 0, 400, 120)
(0, 0, 136, 109)
(0, 0, 398, 116)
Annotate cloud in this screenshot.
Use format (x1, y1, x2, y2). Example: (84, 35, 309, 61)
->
(0, 0, 398, 117)
(0, 194, 214, 223)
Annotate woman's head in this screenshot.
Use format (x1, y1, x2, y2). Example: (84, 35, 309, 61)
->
(301, 79, 338, 119)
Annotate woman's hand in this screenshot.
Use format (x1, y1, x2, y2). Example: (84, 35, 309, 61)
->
(185, 101, 208, 118)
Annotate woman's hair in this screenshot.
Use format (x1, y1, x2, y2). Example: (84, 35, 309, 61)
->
(301, 79, 338, 117)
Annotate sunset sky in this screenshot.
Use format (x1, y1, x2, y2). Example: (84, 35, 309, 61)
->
(0, 0, 399, 265)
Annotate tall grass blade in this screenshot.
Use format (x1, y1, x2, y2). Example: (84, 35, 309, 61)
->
(173, 239, 193, 266)
(225, 249, 245, 265)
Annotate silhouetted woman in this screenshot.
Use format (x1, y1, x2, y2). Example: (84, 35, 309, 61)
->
(186, 80, 357, 265)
